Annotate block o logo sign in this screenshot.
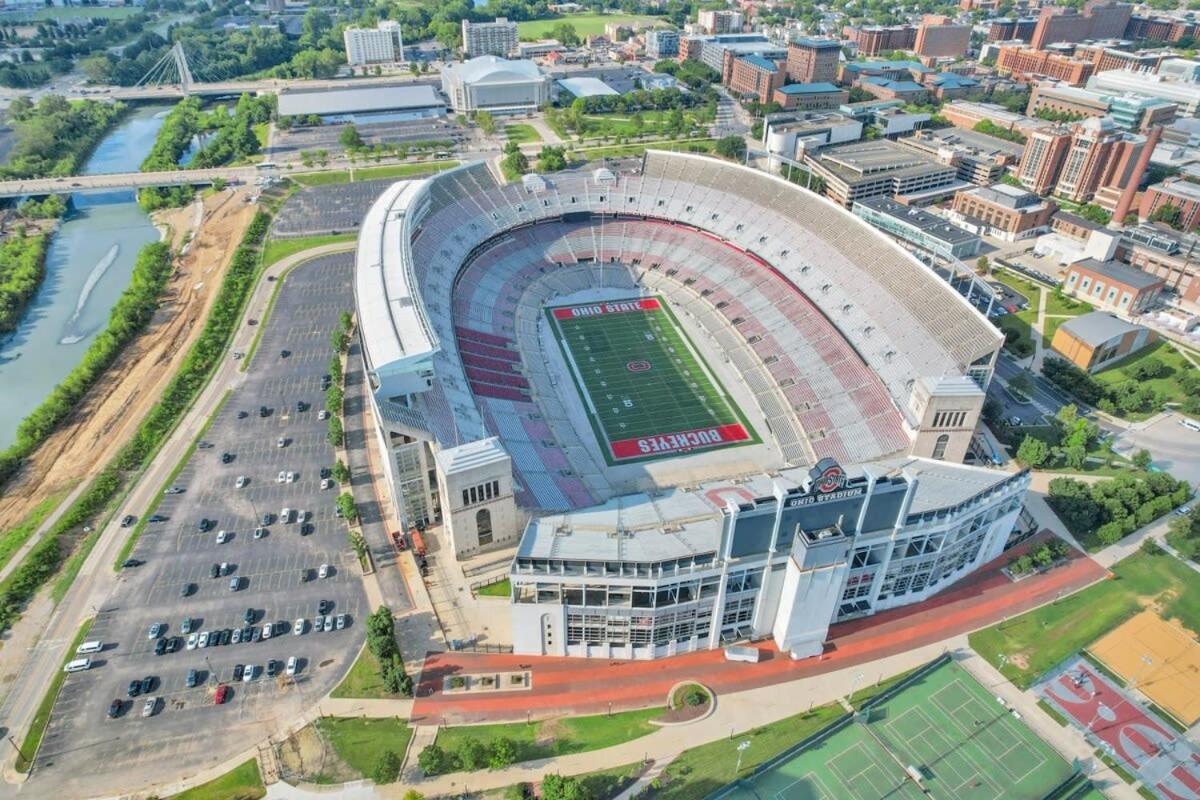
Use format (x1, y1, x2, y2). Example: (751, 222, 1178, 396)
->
(626, 360, 652, 373)
(809, 457, 846, 494)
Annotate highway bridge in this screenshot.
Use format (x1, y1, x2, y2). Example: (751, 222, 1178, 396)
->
(0, 166, 261, 199)
(65, 74, 440, 102)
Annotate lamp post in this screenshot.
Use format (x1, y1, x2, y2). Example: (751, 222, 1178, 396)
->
(734, 740, 750, 777)
(848, 671, 865, 707)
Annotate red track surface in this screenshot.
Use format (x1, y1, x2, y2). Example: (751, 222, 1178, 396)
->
(412, 533, 1107, 724)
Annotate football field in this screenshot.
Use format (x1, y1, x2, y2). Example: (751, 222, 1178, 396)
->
(546, 297, 758, 465)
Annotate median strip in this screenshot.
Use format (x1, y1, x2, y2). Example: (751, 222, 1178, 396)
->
(15, 616, 94, 773)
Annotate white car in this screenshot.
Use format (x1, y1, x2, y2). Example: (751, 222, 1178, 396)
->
(318, 409, 329, 420)
(142, 697, 158, 718)
(318, 564, 329, 579)
(286, 656, 297, 677)
(262, 623, 273, 640)
(216, 530, 229, 544)
(286, 471, 295, 483)
(323, 615, 334, 632)
(276, 436, 286, 448)
(293, 618, 305, 635)
(253, 527, 266, 539)
(336, 614, 346, 630)
(186, 633, 198, 650)
(198, 631, 210, 648)
(277, 471, 286, 484)
(321, 478, 332, 490)
(242, 664, 256, 683)
(236, 476, 247, 489)
(281, 508, 291, 523)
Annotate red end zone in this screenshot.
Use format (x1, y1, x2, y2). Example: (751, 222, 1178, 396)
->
(610, 423, 751, 460)
(551, 298, 661, 320)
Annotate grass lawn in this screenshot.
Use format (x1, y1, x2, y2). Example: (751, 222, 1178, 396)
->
(968, 547, 1200, 688)
(1042, 316, 1068, 348)
(652, 702, 846, 800)
(505, 124, 542, 144)
(477, 577, 511, 597)
(578, 113, 706, 141)
(0, 489, 71, 574)
(573, 138, 716, 162)
(34, 5, 139, 18)
(517, 13, 667, 39)
(16, 617, 94, 772)
(329, 643, 394, 699)
(314, 716, 412, 779)
(435, 707, 662, 762)
(290, 160, 457, 187)
(169, 759, 265, 800)
(1044, 291, 1092, 317)
(998, 313, 1037, 357)
(262, 233, 357, 267)
(1094, 340, 1199, 409)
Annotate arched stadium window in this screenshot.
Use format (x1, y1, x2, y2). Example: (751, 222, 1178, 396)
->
(932, 434, 950, 461)
(476, 508, 493, 547)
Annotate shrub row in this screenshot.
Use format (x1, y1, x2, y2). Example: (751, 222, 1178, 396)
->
(1048, 472, 1191, 547)
(0, 230, 49, 334)
(0, 241, 173, 488)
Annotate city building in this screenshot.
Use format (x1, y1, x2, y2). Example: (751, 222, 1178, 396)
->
(1124, 15, 1197, 43)
(698, 9, 743, 34)
(840, 60, 932, 85)
(803, 139, 965, 207)
(1026, 82, 1177, 131)
(645, 29, 680, 59)
(1122, 224, 1200, 305)
(1054, 116, 1148, 208)
(785, 37, 841, 84)
(853, 196, 982, 259)
(997, 45, 1094, 85)
(914, 15, 972, 59)
(728, 55, 785, 103)
(277, 85, 444, 124)
(843, 24, 917, 57)
(343, 21, 404, 66)
(1158, 58, 1200, 84)
(1050, 312, 1157, 371)
(517, 40, 564, 59)
(900, 128, 1024, 186)
(857, 77, 930, 104)
(1074, 44, 1163, 74)
(985, 17, 1038, 43)
(461, 17, 519, 58)
(556, 77, 619, 99)
(773, 82, 849, 110)
(1029, 2, 1131, 50)
(1063, 258, 1164, 312)
(1088, 70, 1200, 117)
(1139, 178, 1200, 229)
(682, 34, 787, 81)
(761, 111, 863, 159)
(942, 101, 1054, 139)
(927, 73, 981, 101)
(440, 55, 551, 113)
(1018, 125, 1073, 193)
(949, 184, 1057, 241)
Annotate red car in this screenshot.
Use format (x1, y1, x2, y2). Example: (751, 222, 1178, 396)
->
(214, 684, 230, 705)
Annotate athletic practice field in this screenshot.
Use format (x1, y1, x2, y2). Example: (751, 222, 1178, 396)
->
(546, 297, 758, 465)
(717, 660, 1074, 800)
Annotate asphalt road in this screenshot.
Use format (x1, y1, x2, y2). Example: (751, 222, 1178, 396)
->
(1108, 412, 1200, 488)
(22, 254, 367, 798)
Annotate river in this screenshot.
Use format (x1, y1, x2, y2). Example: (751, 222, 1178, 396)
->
(0, 104, 170, 449)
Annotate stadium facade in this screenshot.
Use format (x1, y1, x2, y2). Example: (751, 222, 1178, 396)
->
(354, 152, 1030, 660)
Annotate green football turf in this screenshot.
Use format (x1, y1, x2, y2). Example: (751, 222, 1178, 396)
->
(546, 297, 757, 465)
(717, 661, 1074, 800)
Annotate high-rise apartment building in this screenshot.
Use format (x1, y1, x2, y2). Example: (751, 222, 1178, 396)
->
(997, 45, 1094, 85)
(1029, 2, 1131, 48)
(645, 29, 679, 59)
(785, 37, 841, 84)
(1018, 126, 1073, 193)
(461, 17, 519, 58)
(697, 9, 743, 34)
(343, 21, 405, 66)
(913, 15, 971, 59)
(844, 24, 917, 56)
(1055, 116, 1147, 207)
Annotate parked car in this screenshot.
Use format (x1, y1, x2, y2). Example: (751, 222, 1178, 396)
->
(198, 632, 210, 648)
(232, 664, 244, 682)
(236, 476, 247, 489)
(277, 471, 286, 483)
(127, 679, 141, 698)
(210, 563, 220, 579)
(293, 618, 305, 635)
(181, 617, 193, 634)
(165, 486, 184, 495)
(216, 530, 230, 545)
(229, 576, 241, 591)
(221, 452, 233, 464)
(266, 659, 280, 678)
(148, 623, 164, 639)
(107, 699, 123, 719)
(214, 684, 230, 705)
(318, 564, 329, 579)
(262, 622, 273, 641)
(140, 676, 154, 694)
(286, 656, 298, 676)
(254, 526, 266, 540)
(148, 514, 168, 523)
(142, 697, 158, 717)
(180, 582, 195, 597)
(198, 518, 212, 532)
(154, 638, 167, 656)
(318, 600, 331, 615)
(231, 628, 242, 644)
(185, 669, 198, 688)
(242, 664, 257, 682)
(336, 614, 346, 630)
(121, 558, 144, 569)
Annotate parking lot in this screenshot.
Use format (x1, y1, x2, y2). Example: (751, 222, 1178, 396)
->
(272, 178, 397, 238)
(31, 255, 368, 797)
(272, 115, 468, 161)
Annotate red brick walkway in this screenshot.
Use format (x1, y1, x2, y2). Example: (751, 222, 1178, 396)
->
(410, 533, 1108, 724)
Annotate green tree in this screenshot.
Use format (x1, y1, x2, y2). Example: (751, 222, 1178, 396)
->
(715, 135, 746, 160)
(542, 774, 589, 800)
(976, 256, 989, 275)
(550, 22, 580, 46)
(476, 110, 496, 136)
(489, 737, 518, 769)
(373, 750, 402, 784)
(418, 743, 452, 776)
(458, 738, 488, 770)
(1149, 203, 1183, 230)
(340, 124, 364, 150)
(1008, 370, 1035, 398)
(332, 329, 349, 352)
(337, 492, 358, 522)
(333, 459, 350, 484)
(538, 145, 568, 172)
(1133, 449, 1153, 470)
(327, 415, 344, 447)
(1016, 435, 1050, 468)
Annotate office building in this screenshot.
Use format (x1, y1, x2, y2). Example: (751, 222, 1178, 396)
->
(1051, 312, 1157, 372)
(1055, 116, 1148, 207)
(949, 184, 1057, 241)
(440, 55, 551, 113)
(853, 196, 982, 259)
(1122, 224, 1200, 305)
(343, 21, 404, 66)
(1018, 126, 1073, 193)
(1139, 178, 1200, 230)
(858, 77, 930, 104)
(840, 60, 932, 85)
(645, 29, 679, 59)
(773, 82, 849, 110)
(942, 101, 1054, 139)
(997, 45, 1094, 85)
(462, 17, 519, 58)
(1088, 70, 1200, 117)
(728, 55, 785, 103)
(914, 15, 972, 59)
(1062, 259, 1164, 313)
(697, 9, 743, 34)
(900, 128, 1025, 186)
(1075, 44, 1163, 74)
(803, 139, 964, 207)
(762, 110, 863, 159)
(985, 17, 1038, 43)
(844, 25, 917, 57)
(786, 37, 841, 84)
(1028, 82, 1177, 131)
(1124, 15, 1198, 43)
(1158, 58, 1200, 84)
(1029, 2, 1131, 49)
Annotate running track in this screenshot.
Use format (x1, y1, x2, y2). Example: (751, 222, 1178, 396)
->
(412, 533, 1107, 723)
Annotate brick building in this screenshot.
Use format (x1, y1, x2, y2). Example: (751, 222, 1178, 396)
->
(1138, 178, 1200, 230)
(1018, 126, 1073, 193)
(985, 17, 1038, 43)
(913, 15, 972, 59)
(773, 82, 849, 110)
(786, 37, 841, 84)
(845, 25, 917, 56)
(949, 184, 1057, 240)
(1062, 258, 1163, 313)
(1121, 224, 1200, 306)
(728, 54, 785, 103)
(997, 45, 1094, 85)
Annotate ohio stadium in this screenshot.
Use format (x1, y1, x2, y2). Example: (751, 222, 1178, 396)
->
(354, 151, 1031, 661)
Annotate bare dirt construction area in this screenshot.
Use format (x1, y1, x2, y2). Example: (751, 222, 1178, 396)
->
(277, 723, 358, 785)
(0, 188, 257, 532)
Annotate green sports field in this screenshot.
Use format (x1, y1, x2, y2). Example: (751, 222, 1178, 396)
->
(717, 661, 1074, 800)
(546, 297, 757, 465)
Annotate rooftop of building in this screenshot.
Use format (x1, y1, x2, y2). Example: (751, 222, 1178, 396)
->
(447, 55, 544, 84)
(776, 81, 843, 94)
(843, 59, 930, 74)
(739, 54, 780, 72)
(433, 436, 509, 475)
(816, 139, 953, 179)
(1057, 311, 1148, 347)
(855, 195, 980, 245)
(908, 127, 1025, 158)
(944, 100, 1026, 124)
(861, 76, 927, 92)
(929, 73, 980, 89)
(791, 36, 842, 48)
(556, 76, 619, 97)
(277, 84, 443, 117)
(1071, 257, 1164, 289)
(1151, 177, 1200, 201)
(961, 182, 1046, 209)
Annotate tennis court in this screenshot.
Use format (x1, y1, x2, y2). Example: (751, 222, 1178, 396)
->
(718, 660, 1073, 800)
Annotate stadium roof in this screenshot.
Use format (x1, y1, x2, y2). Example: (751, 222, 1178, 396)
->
(777, 82, 842, 94)
(277, 85, 444, 117)
(448, 55, 544, 85)
(556, 76, 619, 97)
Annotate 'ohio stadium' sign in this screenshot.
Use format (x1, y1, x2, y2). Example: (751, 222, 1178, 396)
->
(610, 423, 752, 459)
(784, 458, 865, 507)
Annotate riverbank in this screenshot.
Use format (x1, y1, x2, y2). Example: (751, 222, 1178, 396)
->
(0, 187, 257, 533)
(0, 230, 50, 335)
(0, 98, 127, 180)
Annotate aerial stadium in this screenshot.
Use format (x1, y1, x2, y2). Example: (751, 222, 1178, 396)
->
(354, 151, 1032, 661)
